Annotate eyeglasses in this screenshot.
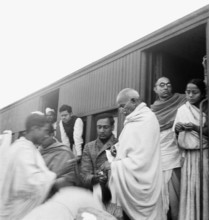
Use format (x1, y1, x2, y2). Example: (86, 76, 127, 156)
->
(185, 90, 200, 95)
(96, 125, 111, 129)
(156, 82, 172, 88)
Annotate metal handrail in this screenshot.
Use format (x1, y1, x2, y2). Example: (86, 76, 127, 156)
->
(199, 98, 208, 220)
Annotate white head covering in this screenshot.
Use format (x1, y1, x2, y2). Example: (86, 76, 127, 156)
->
(31, 111, 45, 115)
(45, 108, 55, 115)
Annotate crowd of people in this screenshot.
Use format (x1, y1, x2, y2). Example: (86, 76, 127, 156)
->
(0, 77, 208, 220)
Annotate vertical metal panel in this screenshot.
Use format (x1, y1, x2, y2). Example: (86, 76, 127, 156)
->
(58, 49, 142, 116)
(0, 97, 40, 133)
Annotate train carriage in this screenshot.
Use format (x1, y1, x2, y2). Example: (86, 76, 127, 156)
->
(0, 5, 209, 143)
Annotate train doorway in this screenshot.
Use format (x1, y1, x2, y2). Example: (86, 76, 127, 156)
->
(145, 23, 206, 105)
(41, 89, 59, 117)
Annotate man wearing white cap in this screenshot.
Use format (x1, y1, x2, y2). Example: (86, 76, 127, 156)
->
(45, 107, 57, 131)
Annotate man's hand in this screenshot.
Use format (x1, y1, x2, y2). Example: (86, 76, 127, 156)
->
(92, 171, 108, 185)
(92, 173, 101, 185)
(183, 123, 195, 131)
(100, 161, 111, 172)
(110, 145, 117, 157)
(97, 171, 108, 185)
(175, 122, 185, 133)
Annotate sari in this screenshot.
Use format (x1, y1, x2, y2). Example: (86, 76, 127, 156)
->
(173, 101, 208, 220)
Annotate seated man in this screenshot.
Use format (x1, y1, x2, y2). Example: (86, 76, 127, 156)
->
(0, 112, 72, 220)
(40, 124, 80, 188)
(81, 113, 117, 190)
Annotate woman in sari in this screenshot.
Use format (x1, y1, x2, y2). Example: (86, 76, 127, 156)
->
(173, 78, 208, 220)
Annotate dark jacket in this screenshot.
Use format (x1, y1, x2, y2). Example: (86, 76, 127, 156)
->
(81, 135, 117, 189)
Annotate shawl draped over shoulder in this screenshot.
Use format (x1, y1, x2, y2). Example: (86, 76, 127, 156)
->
(151, 93, 186, 131)
(173, 101, 208, 150)
(109, 103, 163, 220)
(40, 141, 78, 187)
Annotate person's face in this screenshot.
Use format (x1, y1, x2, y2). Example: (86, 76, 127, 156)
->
(60, 110, 71, 124)
(41, 136, 55, 148)
(117, 97, 136, 116)
(97, 118, 113, 140)
(154, 77, 172, 100)
(46, 112, 55, 123)
(32, 123, 50, 146)
(185, 83, 203, 105)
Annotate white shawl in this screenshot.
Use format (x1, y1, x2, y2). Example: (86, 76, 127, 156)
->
(0, 137, 56, 220)
(173, 101, 207, 150)
(109, 103, 163, 220)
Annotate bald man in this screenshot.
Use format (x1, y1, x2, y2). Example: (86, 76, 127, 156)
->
(101, 88, 163, 220)
(151, 77, 186, 220)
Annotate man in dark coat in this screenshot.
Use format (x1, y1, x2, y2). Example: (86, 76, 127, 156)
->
(81, 113, 117, 190)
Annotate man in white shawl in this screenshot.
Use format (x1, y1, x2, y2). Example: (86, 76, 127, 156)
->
(0, 113, 57, 220)
(101, 88, 163, 220)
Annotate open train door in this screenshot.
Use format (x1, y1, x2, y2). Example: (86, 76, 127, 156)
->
(40, 89, 59, 119)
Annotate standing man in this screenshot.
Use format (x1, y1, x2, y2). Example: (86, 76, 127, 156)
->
(81, 113, 117, 190)
(102, 88, 163, 220)
(56, 104, 84, 161)
(151, 77, 186, 220)
(0, 113, 56, 220)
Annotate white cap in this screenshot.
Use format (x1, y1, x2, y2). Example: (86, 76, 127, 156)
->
(31, 111, 44, 115)
(45, 107, 55, 114)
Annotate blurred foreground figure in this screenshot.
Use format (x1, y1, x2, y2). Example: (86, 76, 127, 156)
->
(0, 113, 56, 220)
(22, 187, 117, 220)
(40, 124, 79, 189)
(102, 88, 163, 220)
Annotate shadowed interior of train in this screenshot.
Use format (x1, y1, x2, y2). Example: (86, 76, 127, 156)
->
(146, 24, 206, 103)
(40, 23, 207, 142)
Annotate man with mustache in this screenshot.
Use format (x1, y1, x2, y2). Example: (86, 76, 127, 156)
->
(81, 113, 117, 190)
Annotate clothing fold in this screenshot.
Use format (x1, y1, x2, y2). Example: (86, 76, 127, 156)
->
(109, 103, 163, 220)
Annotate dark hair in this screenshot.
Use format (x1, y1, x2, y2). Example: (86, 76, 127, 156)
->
(25, 113, 48, 132)
(59, 105, 72, 113)
(187, 78, 206, 98)
(95, 113, 115, 126)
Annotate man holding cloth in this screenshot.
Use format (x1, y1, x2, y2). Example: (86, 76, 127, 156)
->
(102, 88, 163, 220)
